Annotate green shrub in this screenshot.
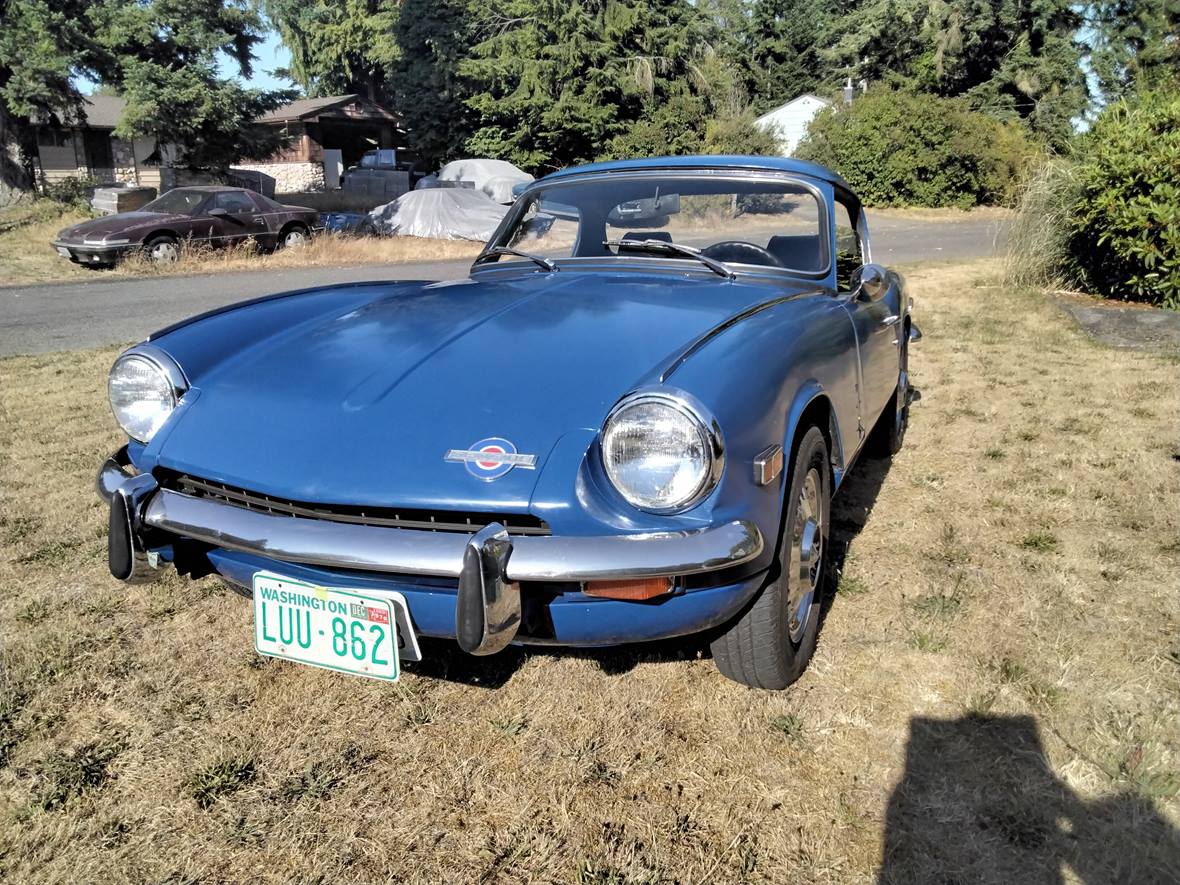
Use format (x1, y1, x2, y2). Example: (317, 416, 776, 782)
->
(796, 89, 1040, 208)
(701, 108, 783, 156)
(41, 176, 99, 211)
(1066, 91, 1180, 308)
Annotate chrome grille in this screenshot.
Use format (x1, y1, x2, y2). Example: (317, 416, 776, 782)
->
(159, 472, 551, 536)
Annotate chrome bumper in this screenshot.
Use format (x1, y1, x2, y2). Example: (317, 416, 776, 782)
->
(97, 450, 765, 653)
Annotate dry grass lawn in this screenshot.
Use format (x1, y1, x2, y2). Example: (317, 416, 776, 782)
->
(0, 203, 483, 287)
(1, 259, 1178, 883)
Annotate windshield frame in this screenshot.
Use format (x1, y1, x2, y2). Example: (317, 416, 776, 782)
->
(477, 169, 832, 282)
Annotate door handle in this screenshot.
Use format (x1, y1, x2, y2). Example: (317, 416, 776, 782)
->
(881, 315, 899, 327)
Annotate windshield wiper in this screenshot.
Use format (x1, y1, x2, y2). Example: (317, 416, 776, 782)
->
(474, 245, 557, 272)
(603, 239, 735, 280)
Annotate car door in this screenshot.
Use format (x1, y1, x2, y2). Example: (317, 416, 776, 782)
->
(169, 192, 216, 247)
(209, 191, 270, 248)
(835, 195, 900, 431)
(246, 192, 286, 248)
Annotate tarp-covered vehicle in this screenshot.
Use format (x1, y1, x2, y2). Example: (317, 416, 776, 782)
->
(368, 188, 508, 240)
(96, 155, 920, 690)
(436, 158, 534, 203)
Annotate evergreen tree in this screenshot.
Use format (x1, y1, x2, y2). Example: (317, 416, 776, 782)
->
(391, 0, 479, 168)
(460, 0, 723, 171)
(741, 0, 840, 111)
(1084, 0, 1180, 101)
(264, 0, 400, 101)
(0, 0, 290, 200)
(822, 0, 1087, 147)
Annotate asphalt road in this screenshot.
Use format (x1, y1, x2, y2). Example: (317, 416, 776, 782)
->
(0, 214, 1005, 356)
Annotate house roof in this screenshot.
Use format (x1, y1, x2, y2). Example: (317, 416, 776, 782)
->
(258, 94, 361, 122)
(541, 155, 849, 190)
(257, 94, 399, 123)
(39, 92, 396, 129)
(34, 94, 128, 129)
(754, 93, 831, 125)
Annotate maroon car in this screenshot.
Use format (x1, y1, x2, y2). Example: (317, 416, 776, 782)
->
(52, 186, 321, 267)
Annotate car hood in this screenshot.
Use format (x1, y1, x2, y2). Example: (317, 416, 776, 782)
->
(57, 211, 184, 241)
(153, 271, 811, 511)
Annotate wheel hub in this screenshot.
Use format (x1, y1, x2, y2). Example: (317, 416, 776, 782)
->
(787, 468, 823, 643)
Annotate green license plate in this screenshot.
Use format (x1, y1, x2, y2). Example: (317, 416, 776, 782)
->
(252, 572, 416, 681)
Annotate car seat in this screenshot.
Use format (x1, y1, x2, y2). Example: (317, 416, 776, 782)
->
(767, 235, 821, 271)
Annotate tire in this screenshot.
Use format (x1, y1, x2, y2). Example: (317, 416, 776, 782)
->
(711, 426, 830, 690)
(144, 235, 179, 265)
(868, 327, 909, 457)
(278, 224, 309, 250)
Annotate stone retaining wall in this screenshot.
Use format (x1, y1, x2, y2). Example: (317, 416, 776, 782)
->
(231, 162, 325, 194)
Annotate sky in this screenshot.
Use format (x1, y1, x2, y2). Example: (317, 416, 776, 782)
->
(221, 31, 295, 92)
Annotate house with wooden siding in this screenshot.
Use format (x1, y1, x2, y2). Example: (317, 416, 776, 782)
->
(33, 93, 406, 196)
(33, 95, 167, 191)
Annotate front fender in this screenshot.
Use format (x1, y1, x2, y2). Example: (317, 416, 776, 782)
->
(783, 381, 848, 480)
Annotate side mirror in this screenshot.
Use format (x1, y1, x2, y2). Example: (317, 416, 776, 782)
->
(207, 207, 228, 218)
(851, 263, 889, 301)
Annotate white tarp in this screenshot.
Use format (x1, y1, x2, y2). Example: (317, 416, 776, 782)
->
(368, 188, 509, 241)
(437, 158, 534, 203)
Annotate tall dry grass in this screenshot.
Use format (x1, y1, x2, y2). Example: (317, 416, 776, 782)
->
(115, 232, 483, 277)
(1003, 156, 1082, 290)
(0, 204, 484, 287)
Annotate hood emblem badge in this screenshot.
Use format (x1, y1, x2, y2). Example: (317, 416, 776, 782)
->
(446, 437, 537, 481)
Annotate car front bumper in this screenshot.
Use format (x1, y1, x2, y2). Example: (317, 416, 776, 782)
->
(97, 449, 767, 654)
(52, 240, 130, 264)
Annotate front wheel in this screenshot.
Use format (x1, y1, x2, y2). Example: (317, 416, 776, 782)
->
(711, 426, 830, 690)
(144, 235, 179, 265)
(278, 224, 309, 250)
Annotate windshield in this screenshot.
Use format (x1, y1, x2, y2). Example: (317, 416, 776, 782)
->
(142, 190, 208, 215)
(489, 173, 826, 275)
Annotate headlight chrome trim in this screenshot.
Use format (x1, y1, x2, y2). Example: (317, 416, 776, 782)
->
(601, 386, 725, 515)
(108, 343, 190, 443)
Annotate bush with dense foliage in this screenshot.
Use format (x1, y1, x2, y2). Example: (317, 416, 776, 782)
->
(796, 89, 1040, 208)
(1008, 90, 1180, 309)
(1065, 91, 1180, 308)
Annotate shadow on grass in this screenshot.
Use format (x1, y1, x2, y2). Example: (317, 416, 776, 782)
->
(879, 714, 1180, 884)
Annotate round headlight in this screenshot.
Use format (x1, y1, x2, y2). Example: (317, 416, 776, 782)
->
(601, 392, 722, 513)
(108, 353, 180, 443)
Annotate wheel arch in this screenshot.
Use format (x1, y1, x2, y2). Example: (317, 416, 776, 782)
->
(749, 385, 841, 560)
(780, 385, 846, 510)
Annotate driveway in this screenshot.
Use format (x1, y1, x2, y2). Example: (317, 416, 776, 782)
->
(0, 214, 1005, 356)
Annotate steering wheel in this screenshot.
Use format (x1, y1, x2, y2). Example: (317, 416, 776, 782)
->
(701, 240, 783, 268)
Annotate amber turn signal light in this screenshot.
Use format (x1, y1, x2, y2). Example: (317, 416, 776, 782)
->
(583, 576, 674, 601)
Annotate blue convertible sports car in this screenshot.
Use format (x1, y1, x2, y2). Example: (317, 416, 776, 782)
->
(97, 156, 919, 690)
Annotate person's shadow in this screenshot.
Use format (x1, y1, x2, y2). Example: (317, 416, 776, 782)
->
(879, 714, 1180, 884)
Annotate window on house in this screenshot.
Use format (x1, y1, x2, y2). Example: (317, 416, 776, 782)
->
(37, 128, 72, 148)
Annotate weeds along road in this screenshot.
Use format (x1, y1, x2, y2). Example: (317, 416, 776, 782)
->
(0, 214, 1005, 357)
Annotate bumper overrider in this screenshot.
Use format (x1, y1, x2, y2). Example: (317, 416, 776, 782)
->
(97, 448, 765, 655)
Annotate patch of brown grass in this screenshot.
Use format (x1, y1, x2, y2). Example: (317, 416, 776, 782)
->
(0, 203, 95, 285)
(114, 233, 483, 277)
(0, 207, 484, 287)
(0, 260, 1178, 883)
